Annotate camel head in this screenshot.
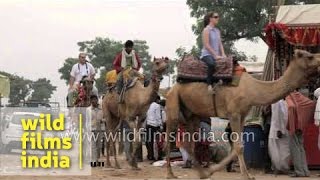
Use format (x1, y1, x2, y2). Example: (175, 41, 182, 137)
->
(293, 49, 320, 76)
(152, 57, 169, 75)
(80, 76, 94, 92)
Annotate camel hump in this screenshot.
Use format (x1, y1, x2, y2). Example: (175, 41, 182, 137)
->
(294, 49, 313, 59)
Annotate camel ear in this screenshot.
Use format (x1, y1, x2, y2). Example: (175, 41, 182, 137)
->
(153, 56, 156, 61)
(165, 57, 169, 60)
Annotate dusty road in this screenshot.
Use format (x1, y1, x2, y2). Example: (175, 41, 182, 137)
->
(1, 153, 319, 180)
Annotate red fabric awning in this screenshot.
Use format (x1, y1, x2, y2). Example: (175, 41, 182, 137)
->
(265, 23, 320, 49)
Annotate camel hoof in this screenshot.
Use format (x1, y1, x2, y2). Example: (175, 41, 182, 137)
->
(166, 174, 178, 179)
(105, 164, 112, 168)
(131, 167, 141, 171)
(115, 164, 121, 169)
(199, 171, 211, 179)
(241, 176, 255, 180)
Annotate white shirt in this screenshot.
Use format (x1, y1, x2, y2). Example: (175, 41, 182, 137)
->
(146, 102, 163, 127)
(70, 62, 95, 83)
(314, 88, 320, 126)
(161, 107, 166, 123)
(86, 105, 104, 131)
(269, 100, 289, 139)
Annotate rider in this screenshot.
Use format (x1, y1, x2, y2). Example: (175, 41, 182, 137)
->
(113, 40, 142, 93)
(200, 12, 226, 93)
(68, 53, 97, 106)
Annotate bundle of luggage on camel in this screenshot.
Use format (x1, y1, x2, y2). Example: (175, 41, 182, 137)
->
(176, 54, 246, 86)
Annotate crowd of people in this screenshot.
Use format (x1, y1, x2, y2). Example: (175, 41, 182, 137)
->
(261, 90, 320, 177)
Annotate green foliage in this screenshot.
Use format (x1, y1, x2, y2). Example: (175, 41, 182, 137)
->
(77, 37, 123, 70)
(0, 72, 56, 105)
(132, 40, 152, 77)
(30, 78, 57, 102)
(95, 68, 107, 94)
(186, 0, 320, 60)
(175, 46, 200, 59)
(58, 58, 78, 85)
(59, 37, 177, 94)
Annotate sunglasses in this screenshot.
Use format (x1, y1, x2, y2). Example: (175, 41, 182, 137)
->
(80, 56, 86, 59)
(213, 16, 219, 19)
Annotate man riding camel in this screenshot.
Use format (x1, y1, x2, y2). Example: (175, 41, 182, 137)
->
(113, 40, 142, 95)
(67, 52, 98, 106)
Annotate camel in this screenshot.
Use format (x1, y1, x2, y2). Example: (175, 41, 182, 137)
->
(165, 50, 320, 180)
(102, 57, 169, 169)
(68, 76, 94, 107)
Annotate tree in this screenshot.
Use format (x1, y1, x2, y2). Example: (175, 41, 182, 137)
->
(77, 37, 123, 70)
(186, 0, 319, 60)
(30, 78, 57, 102)
(250, 55, 259, 62)
(0, 71, 32, 106)
(59, 37, 177, 93)
(58, 58, 78, 85)
(0, 71, 56, 106)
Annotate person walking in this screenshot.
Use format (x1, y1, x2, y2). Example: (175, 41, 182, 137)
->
(145, 96, 162, 161)
(86, 95, 104, 167)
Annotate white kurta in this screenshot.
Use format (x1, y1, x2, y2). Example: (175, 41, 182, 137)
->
(314, 88, 320, 150)
(268, 100, 290, 171)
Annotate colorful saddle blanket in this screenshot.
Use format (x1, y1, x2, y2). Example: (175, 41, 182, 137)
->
(177, 55, 238, 84)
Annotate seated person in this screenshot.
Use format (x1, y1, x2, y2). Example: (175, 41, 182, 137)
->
(113, 40, 142, 93)
(67, 53, 97, 107)
(200, 12, 226, 93)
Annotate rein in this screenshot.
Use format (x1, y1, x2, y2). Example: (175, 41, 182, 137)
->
(151, 73, 163, 83)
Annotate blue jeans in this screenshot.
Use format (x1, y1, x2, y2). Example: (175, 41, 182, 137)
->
(201, 55, 216, 85)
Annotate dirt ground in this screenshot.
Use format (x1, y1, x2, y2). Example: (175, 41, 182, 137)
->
(1, 153, 320, 180)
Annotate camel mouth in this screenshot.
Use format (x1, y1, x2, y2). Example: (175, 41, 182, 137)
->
(156, 65, 169, 73)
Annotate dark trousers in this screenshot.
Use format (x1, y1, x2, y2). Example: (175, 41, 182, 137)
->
(263, 123, 272, 171)
(146, 125, 160, 160)
(201, 55, 216, 85)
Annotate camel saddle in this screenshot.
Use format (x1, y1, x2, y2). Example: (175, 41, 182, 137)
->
(177, 54, 244, 86)
(117, 68, 145, 103)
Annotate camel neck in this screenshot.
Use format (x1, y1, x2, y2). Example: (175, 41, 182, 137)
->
(249, 61, 306, 106)
(145, 72, 161, 103)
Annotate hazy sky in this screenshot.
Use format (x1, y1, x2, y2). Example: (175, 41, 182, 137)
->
(0, 0, 268, 106)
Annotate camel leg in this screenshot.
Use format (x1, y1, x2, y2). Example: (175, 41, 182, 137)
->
(165, 89, 180, 179)
(184, 117, 209, 179)
(105, 140, 112, 167)
(127, 118, 140, 170)
(102, 103, 112, 168)
(165, 116, 178, 179)
(218, 114, 254, 180)
(112, 138, 121, 169)
(207, 114, 247, 178)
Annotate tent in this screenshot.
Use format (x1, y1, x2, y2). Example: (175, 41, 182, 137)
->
(264, 4, 320, 168)
(264, 4, 320, 83)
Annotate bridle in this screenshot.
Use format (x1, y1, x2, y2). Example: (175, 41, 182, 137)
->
(151, 73, 163, 83)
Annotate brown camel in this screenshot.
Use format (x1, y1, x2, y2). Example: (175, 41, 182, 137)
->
(165, 50, 320, 180)
(102, 57, 169, 169)
(73, 77, 94, 107)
